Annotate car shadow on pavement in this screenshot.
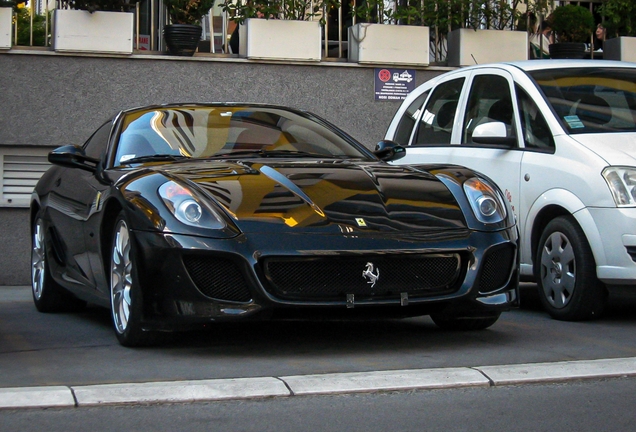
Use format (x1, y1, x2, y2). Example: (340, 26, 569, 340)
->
(519, 282, 636, 322)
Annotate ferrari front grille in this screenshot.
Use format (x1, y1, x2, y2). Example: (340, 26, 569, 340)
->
(183, 255, 252, 303)
(262, 253, 464, 302)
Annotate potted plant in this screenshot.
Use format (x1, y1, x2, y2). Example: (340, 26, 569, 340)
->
(220, 0, 337, 61)
(347, 0, 430, 66)
(0, 0, 24, 49)
(163, 0, 215, 56)
(599, 0, 636, 61)
(446, 0, 533, 67)
(53, 0, 134, 54)
(545, 4, 595, 59)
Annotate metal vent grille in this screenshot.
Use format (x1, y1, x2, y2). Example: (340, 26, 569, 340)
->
(183, 255, 252, 303)
(263, 253, 463, 301)
(479, 243, 516, 293)
(1, 149, 51, 207)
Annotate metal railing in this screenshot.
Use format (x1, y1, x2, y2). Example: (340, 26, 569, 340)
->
(11, 0, 565, 63)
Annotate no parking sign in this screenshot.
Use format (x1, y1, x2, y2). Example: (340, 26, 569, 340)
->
(374, 68, 416, 101)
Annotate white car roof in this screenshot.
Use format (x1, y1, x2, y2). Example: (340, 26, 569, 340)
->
(417, 60, 636, 90)
(474, 59, 636, 73)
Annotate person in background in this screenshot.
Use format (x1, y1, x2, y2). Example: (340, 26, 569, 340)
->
(529, 19, 554, 59)
(593, 23, 606, 51)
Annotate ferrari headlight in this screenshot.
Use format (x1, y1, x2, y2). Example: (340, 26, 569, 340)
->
(158, 181, 225, 229)
(602, 167, 636, 207)
(463, 177, 507, 224)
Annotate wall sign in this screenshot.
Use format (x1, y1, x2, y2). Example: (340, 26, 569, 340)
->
(374, 68, 416, 101)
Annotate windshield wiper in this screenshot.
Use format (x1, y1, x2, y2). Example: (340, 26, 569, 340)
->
(122, 154, 188, 164)
(211, 149, 328, 159)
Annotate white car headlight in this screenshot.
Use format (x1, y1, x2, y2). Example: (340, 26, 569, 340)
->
(602, 167, 636, 207)
(463, 177, 507, 224)
(158, 181, 226, 229)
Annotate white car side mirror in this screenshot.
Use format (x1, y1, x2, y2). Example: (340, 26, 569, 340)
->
(472, 122, 516, 147)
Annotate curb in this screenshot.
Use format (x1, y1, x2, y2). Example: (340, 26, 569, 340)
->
(1, 357, 635, 410)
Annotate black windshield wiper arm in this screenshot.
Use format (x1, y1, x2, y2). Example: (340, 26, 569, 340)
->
(211, 150, 327, 159)
(260, 150, 327, 158)
(122, 154, 188, 164)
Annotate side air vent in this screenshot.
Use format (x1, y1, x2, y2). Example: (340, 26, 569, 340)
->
(183, 255, 252, 303)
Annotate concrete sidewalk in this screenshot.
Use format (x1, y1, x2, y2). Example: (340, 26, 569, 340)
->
(1, 357, 635, 410)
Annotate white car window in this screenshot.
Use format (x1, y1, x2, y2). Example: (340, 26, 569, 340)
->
(413, 78, 464, 146)
(515, 84, 555, 152)
(393, 91, 429, 146)
(462, 74, 516, 145)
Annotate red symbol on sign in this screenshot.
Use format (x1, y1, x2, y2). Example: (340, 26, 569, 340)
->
(378, 69, 391, 82)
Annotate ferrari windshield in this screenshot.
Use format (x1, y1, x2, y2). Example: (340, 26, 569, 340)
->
(113, 106, 370, 166)
(529, 67, 636, 134)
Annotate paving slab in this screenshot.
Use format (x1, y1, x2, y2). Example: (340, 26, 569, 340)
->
(281, 367, 490, 395)
(476, 357, 636, 385)
(0, 386, 75, 409)
(72, 377, 290, 406)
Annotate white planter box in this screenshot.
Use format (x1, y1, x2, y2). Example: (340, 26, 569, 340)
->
(0, 7, 11, 50)
(239, 18, 321, 62)
(447, 28, 527, 67)
(53, 9, 133, 55)
(348, 23, 430, 66)
(603, 37, 636, 62)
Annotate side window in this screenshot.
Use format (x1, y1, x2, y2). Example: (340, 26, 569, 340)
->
(462, 75, 516, 145)
(413, 78, 464, 146)
(393, 91, 429, 146)
(515, 85, 555, 151)
(83, 121, 112, 160)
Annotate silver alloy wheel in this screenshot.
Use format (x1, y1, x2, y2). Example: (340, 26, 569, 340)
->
(540, 230, 576, 309)
(31, 219, 46, 300)
(111, 220, 133, 334)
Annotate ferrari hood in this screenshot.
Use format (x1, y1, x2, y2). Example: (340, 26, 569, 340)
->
(159, 160, 467, 233)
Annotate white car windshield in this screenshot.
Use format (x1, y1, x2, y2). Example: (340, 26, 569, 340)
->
(530, 67, 636, 134)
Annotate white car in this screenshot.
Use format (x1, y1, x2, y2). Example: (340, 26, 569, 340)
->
(385, 60, 636, 321)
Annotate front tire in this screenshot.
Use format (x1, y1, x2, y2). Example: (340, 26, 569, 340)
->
(535, 216, 606, 321)
(31, 216, 85, 313)
(430, 311, 501, 331)
(110, 212, 159, 347)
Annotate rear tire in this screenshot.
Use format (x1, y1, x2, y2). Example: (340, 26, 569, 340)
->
(110, 211, 161, 347)
(430, 311, 501, 331)
(31, 216, 86, 313)
(535, 216, 606, 321)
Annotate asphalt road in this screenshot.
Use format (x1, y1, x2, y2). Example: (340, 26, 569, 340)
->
(1, 284, 636, 391)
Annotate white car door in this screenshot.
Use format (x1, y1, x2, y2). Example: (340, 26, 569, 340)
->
(397, 67, 523, 224)
(513, 82, 559, 268)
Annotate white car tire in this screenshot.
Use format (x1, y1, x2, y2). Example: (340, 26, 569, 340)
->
(535, 216, 607, 321)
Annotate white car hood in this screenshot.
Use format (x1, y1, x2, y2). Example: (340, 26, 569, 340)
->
(572, 133, 636, 166)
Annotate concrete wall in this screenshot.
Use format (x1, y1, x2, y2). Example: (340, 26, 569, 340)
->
(0, 208, 30, 285)
(0, 50, 448, 285)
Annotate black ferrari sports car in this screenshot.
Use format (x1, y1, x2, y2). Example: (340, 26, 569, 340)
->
(31, 103, 519, 346)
